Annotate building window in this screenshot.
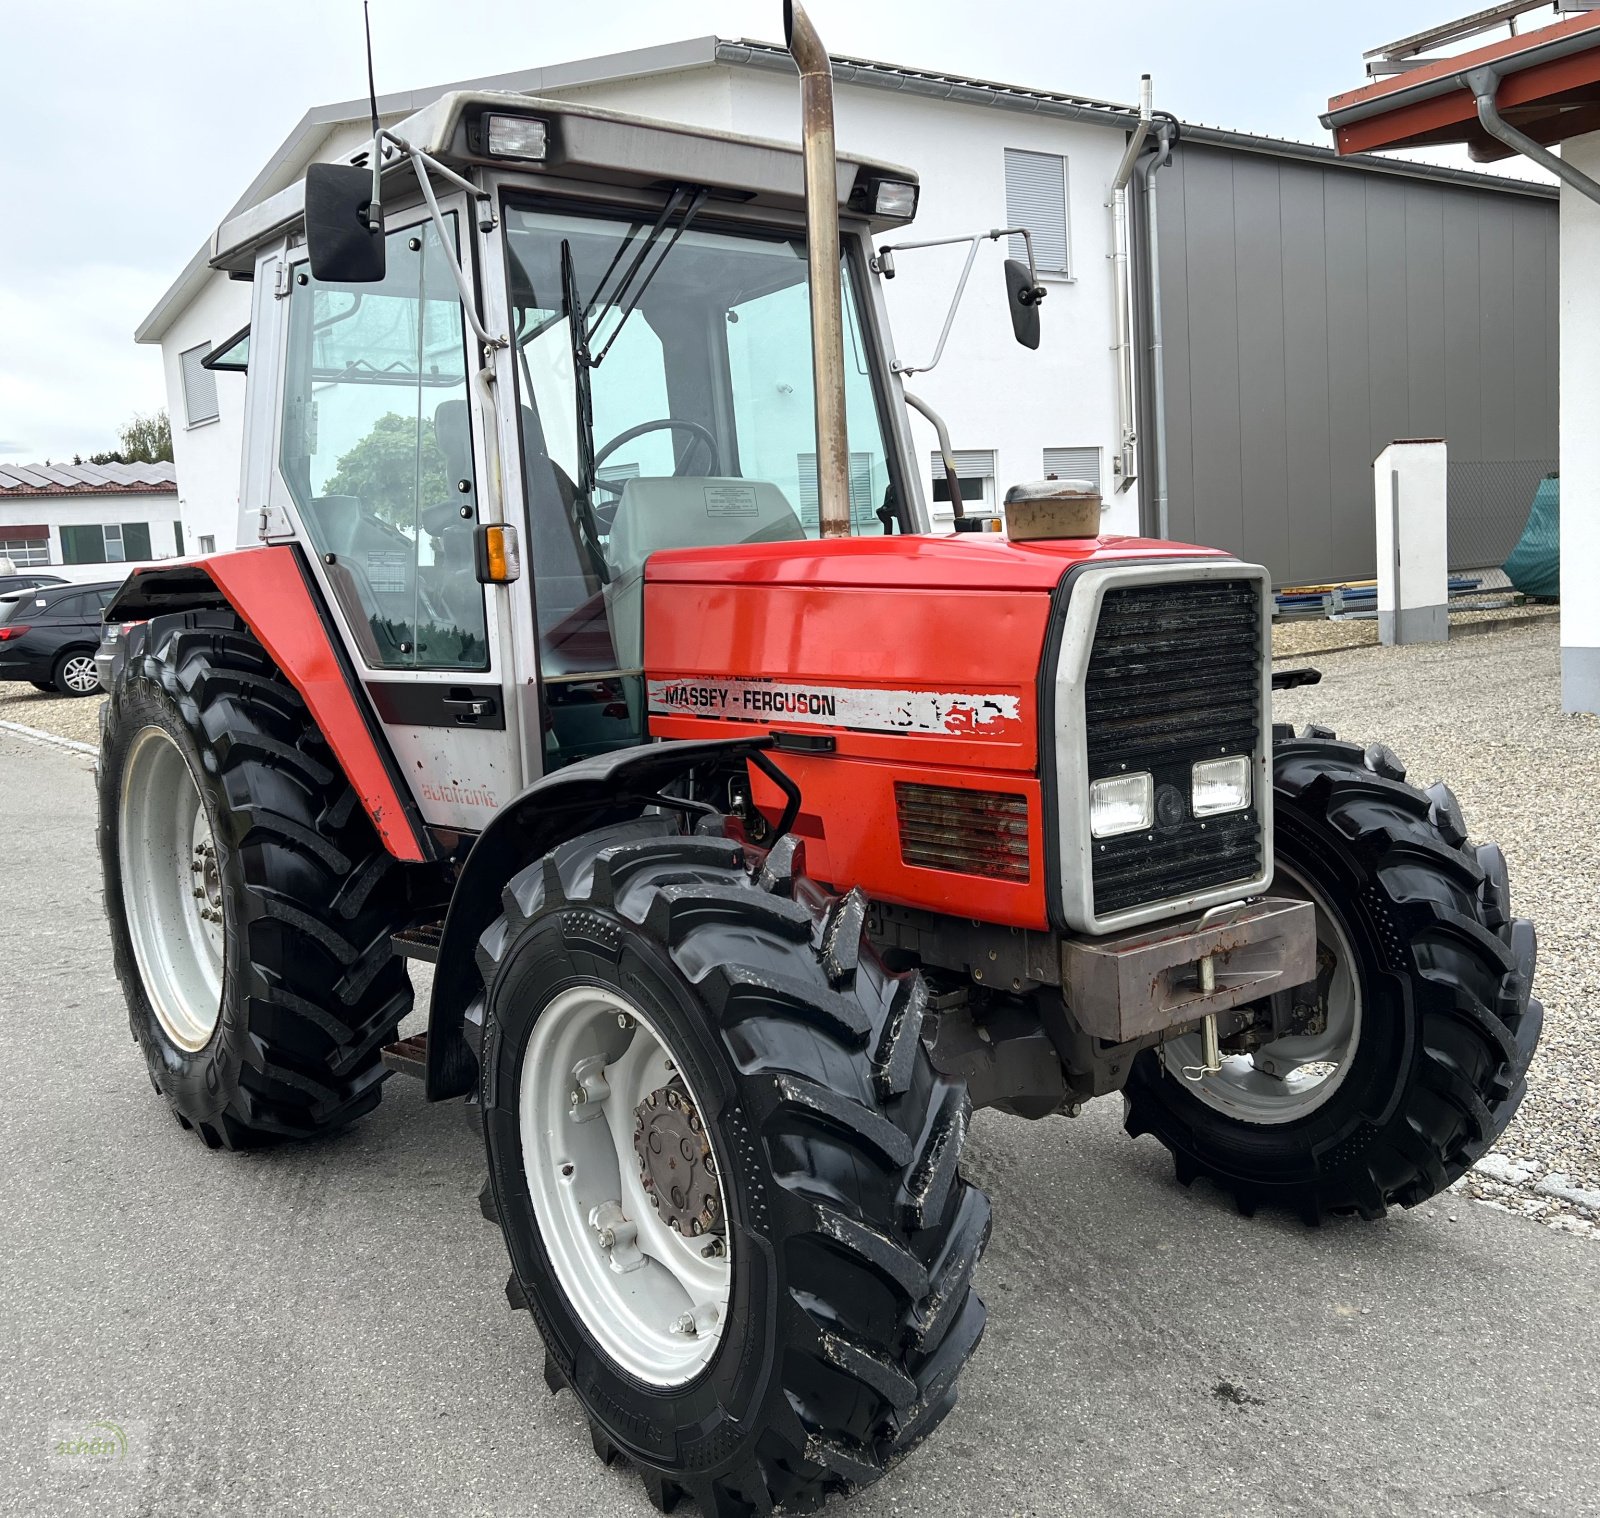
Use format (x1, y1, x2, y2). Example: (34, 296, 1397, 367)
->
(928, 449, 997, 521)
(1043, 446, 1103, 492)
(0, 531, 50, 567)
(180, 341, 220, 426)
(197, 534, 216, 555)
(1005, 149, 1070, 278)
(60, 522, 153, 565)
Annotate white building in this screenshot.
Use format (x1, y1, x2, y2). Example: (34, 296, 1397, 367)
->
(138, 35, 1558, 590)
(1323, 3, 1600, 712)
(0, 461, 182, 568)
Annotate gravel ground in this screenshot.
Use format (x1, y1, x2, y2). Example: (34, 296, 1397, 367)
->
(0, 681, 104, 745)
(1274, 615, 1600, 1234)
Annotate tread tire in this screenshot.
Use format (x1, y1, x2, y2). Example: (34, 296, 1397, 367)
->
(98, 610, 413, 1148)
(1123, 730, 1542, 1220)
(475, 816, 989, 1515)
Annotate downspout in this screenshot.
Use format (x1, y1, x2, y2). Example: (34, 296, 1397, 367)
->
(1464, 66, 1600, 206)
(1110, 76, 1153, 494)
(1138, 118, 1178, 538)
(785, 0, 852, 537)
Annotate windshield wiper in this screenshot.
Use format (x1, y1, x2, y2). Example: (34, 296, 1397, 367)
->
(583, 185, 709, 368)
(561, 239, 608, 583)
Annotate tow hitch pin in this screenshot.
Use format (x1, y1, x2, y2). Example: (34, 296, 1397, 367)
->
(1182, 954, 1222, 1082)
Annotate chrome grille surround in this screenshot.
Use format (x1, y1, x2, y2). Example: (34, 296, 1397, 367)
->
(1051, 560, 1274, 935)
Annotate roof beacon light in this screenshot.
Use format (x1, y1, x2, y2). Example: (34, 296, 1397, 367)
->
(874, 180, 917, 219)
(486, 114, 549, 161)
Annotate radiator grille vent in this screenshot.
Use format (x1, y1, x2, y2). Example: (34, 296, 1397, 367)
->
(896, 783, 1031, 882)
(1084, 578, 1263, 916)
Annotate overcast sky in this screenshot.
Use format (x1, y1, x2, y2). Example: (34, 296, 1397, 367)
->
(0, 0, 1551, 461)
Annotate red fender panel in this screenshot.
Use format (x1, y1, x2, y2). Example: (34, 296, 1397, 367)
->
(117, 547, 429, 864)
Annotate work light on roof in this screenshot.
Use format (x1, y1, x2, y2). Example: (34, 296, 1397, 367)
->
(873, 180, 917, 219)
(486, 114, 549, 161)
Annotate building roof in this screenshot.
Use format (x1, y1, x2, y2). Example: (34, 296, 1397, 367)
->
(137, 33, 1562, 344)
(0, 461, 178, 496)
(1323, 7, 1600, 156)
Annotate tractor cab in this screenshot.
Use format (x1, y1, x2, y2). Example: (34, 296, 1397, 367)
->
(211, 91, 932, 820)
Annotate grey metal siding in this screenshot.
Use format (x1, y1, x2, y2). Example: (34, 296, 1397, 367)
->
(1150, 144, 1558, 586)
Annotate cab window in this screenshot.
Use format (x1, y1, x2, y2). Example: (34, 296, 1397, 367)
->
(279, 215, 488, 670)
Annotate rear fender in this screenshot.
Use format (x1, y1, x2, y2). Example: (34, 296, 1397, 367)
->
(106, 547, 433, 864)
(424, 736, 778, 1101)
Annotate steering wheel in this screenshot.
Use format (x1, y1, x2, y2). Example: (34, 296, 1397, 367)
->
(592, 418, 724, 496)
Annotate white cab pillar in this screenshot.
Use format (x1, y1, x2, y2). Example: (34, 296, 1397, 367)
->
(1373, 438, 1448, 645)
(1560, 132, 1600, 714)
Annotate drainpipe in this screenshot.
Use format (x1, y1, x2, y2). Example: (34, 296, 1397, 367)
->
(1464, 66, 1600, 207)
(1110, 76, 1153, 494)
(785, 0, 852, 538)
(1138, 119, 1177, 538)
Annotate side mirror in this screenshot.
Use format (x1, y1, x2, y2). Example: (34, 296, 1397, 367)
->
(305, 164, 386, 284)
(1004, 258, 1045, 350)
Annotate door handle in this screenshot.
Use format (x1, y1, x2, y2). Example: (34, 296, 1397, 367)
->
(443, 694, 497, 723)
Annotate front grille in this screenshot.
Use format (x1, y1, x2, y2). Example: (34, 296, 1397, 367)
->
(896, 782, 1031, 882)
(1084, 578, 1263, 918)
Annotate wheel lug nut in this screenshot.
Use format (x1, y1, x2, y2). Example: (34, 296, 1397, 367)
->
(617, 1013, 633, 1029)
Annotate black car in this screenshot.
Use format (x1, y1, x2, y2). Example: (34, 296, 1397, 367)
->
(0, 581, 122, 696)
(0, 572, 66, 595)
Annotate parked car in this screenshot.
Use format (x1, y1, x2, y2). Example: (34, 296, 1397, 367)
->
(0, 572, 66, 595)
(0, 581, 122, 696)
(94, 617, 145, 693)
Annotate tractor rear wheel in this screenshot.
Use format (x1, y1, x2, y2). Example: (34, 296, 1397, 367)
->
(1122, 730, 1541, 1221)
(474, 816, 990, 1514)
(98, 611, 414, 1148)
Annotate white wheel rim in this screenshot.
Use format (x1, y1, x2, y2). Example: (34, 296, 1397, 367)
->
(62, 654, 99, 693)
(119, 726, 225, 1051)
(1160, 862, 1362, 1125)
(519, 985, 733, 1387)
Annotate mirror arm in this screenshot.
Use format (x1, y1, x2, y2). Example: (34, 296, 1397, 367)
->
(371, 129, 507, 352)
(872, 226, 1044, 376)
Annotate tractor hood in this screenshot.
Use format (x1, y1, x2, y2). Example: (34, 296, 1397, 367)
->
(643, 531, 1223, 593)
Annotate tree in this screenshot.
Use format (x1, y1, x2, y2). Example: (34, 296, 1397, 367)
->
(322, 412, 449, 530)
(119, 410, 172, 464)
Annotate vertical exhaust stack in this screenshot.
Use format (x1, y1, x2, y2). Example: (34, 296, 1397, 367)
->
(785, 0, 852, 538)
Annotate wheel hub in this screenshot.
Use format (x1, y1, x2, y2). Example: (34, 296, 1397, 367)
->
(633, 1084, 722, 1239)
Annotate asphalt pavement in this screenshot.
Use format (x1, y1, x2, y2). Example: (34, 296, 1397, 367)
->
(1, 728, 1596, 1518)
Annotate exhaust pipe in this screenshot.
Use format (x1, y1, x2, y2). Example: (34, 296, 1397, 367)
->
(785, 0, 852, 538)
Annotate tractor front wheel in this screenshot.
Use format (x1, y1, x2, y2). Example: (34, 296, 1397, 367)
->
(1122, 729, 1542, 1221)
(98, 611, 414, 1148)
(474, 816, 990, 1514)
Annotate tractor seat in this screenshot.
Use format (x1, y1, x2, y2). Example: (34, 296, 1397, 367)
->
(603, 477, 804, 671)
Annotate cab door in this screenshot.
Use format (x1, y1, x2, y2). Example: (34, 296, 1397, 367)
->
(269, 201, 523, 836)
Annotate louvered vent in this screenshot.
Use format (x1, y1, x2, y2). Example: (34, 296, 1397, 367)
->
(1084, 579, 1263, 916)
(896, 783, 1030, 882)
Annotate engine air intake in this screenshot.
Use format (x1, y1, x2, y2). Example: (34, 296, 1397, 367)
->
(1084, 578, 1263, 916)
(896, 783, 1031, 882)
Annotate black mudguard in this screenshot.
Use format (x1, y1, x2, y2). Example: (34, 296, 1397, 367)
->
(424, 736, 777, 1100)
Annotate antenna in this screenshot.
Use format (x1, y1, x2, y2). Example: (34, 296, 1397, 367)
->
(363, 1, 383, 234)
(363, 1, 380, 138)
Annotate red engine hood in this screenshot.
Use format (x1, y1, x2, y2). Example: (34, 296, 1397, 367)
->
(644, 532, 1226, 592)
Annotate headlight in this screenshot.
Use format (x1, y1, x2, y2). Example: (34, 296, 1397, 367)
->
(873, 180, 918, 219)
(1192, 754, 1252, 817)
(486, 114, 549, 161)
(1089, 772, 1153, 838)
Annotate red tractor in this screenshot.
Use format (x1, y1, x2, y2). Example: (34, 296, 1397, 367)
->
(98, 6, 1540, 1512)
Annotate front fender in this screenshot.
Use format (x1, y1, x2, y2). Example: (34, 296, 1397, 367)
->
(424, 736, 778, 1101)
